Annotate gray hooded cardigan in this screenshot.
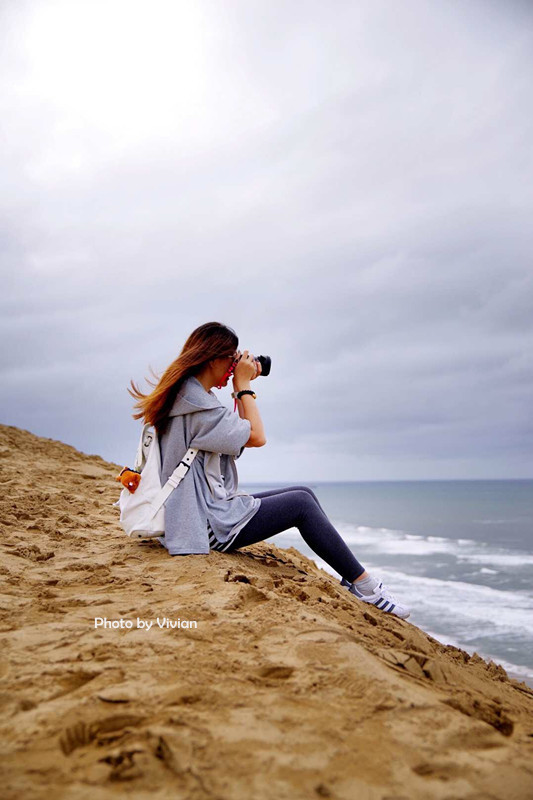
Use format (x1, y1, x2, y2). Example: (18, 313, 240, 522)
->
(157, 375, 261, 555)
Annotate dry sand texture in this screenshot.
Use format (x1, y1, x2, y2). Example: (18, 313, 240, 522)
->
(1, 423, 533, 800)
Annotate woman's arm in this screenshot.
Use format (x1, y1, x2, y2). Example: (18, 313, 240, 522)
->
(233, 352, 266, 448)
(236, 394, 266, 447)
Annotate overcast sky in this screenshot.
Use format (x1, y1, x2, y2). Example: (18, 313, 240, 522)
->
(1, 0, 532, 482)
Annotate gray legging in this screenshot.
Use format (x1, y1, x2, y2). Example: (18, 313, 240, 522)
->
(225, 486, 365, 584)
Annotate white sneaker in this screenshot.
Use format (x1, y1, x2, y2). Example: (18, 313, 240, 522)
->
(340, 578, 410, 619)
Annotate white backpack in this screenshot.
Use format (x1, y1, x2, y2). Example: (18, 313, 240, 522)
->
(116, 423, 198, 540)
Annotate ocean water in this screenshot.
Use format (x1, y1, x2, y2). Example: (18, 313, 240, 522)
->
(241, 480, 533, 687)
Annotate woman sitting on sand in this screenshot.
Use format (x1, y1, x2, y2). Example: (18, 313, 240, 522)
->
(129, 321, 410, 619)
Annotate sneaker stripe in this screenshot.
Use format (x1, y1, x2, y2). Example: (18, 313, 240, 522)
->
(341, 578, 405, 616)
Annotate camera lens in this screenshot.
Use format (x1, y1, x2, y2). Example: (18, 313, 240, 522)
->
(256, 355, 271, 376)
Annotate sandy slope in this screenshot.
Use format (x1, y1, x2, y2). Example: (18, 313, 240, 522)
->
(0, 423, 532, 800)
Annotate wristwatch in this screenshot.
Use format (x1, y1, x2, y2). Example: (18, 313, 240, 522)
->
(231, 390, 257, 400)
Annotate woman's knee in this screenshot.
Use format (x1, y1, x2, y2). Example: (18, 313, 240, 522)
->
(289, 489, 322, 519)
(289, 485, 321, 505)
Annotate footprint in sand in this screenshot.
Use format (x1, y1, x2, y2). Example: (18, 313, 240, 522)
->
(59, 721, 95, 755)
(98, 730, 189, 782)
(60, 719, 189, 784)
(59, 713, 146, 755)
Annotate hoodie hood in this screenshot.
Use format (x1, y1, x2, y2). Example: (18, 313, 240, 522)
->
(168, 376, 222, 417)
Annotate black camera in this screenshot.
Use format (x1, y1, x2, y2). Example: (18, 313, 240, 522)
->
(233, 353, 271, 376)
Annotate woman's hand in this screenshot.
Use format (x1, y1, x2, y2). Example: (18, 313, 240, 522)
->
(232, 350, 266, 447)
(233, 350, 258, 390)
(251, 357, 262, 380)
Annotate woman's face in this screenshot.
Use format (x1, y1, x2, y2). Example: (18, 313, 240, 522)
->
(213, 350, 239, 387)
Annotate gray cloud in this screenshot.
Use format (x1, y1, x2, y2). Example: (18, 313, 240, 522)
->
(1, 0, 532, 480)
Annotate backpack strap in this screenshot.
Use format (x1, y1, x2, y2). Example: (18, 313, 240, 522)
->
(149, 448, 198, 515)
(134, 423, 155, 472)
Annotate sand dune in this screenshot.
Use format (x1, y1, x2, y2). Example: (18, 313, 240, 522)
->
(1, 423, 532, 799)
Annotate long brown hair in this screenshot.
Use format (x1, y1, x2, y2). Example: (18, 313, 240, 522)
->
(128, 322, 238, 431)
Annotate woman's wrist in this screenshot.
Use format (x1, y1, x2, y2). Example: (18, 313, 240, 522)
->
(233, 381, 251, 393)
(232, 389, 256, 400)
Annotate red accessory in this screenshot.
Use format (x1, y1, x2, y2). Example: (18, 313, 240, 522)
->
(216, 354, 241, 390)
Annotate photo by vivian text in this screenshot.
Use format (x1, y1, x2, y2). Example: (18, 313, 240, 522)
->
(94, 617, 198, 630)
